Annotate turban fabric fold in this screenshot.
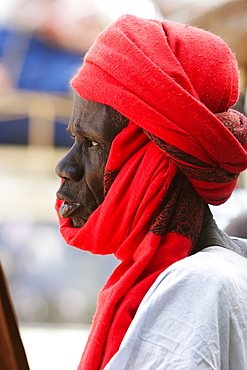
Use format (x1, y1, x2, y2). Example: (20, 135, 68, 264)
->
(56, 15, 247, 370)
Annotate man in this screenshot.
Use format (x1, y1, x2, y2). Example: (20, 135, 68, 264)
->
(55, 15, 247, 369)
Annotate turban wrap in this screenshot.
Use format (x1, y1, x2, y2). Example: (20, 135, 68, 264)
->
(56, 14, 247, 370)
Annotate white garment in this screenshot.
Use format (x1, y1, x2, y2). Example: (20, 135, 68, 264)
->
(104, 246, 247, 370)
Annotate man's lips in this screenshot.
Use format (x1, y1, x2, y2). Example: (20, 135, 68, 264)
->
(56, 191, 83, 218)
(59, 201, 81, 218)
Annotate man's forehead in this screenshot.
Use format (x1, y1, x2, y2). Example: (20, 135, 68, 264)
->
(72, 93, 129, 123)
(73, 93, 105, 113)
(68, 93, 129, 140)
(69, 94, 109, 133)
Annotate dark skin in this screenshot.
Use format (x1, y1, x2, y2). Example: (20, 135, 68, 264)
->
(56, 94, 247, 256)
(56, 93, 129, 228)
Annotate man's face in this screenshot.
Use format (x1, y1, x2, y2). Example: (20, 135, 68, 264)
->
(56, 94, 128, 227)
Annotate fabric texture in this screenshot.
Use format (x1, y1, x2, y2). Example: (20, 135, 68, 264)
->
(55, 15, 247, 370)
(103, 244, 247, 370)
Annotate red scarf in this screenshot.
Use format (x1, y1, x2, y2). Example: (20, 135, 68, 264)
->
(56, 15, 247, 370)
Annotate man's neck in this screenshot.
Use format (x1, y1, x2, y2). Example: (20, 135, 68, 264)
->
(191, 205, 247, 258)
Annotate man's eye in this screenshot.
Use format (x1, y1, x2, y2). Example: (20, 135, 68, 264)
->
(89, 140, 99, 147)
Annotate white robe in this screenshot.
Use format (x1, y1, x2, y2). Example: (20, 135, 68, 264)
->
(104, 244, 247, 369)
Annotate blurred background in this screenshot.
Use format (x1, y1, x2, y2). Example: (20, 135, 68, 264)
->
(0, 0, 247, 369)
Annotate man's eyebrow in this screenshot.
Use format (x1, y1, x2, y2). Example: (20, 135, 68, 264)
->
(66, 119, 86, 135)
(66, 123, 103, 141)
(66, 124, 85, 135)
(66, 127, 73, 135)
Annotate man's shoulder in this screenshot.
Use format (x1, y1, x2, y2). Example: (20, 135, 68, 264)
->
(152, 244, 247, 299)
(174, 243, 247, 276)
(228, 236, 247, 257)
(104, 243, 247, 370)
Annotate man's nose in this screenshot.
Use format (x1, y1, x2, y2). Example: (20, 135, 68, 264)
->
(55, 150, 84, 182)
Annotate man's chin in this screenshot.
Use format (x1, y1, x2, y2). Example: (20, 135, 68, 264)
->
(71, 217, 87, 228)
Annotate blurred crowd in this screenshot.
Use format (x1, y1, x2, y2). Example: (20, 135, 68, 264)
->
(0, 0, 105, 91)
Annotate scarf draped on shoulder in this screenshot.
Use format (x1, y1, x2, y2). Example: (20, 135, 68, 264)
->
(55, 15, 247, 370)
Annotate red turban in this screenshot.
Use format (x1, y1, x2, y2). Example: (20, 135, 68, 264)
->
(56, 15, 247, 370)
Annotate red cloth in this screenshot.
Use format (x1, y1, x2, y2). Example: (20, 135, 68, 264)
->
(56, 15, 247, 370)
